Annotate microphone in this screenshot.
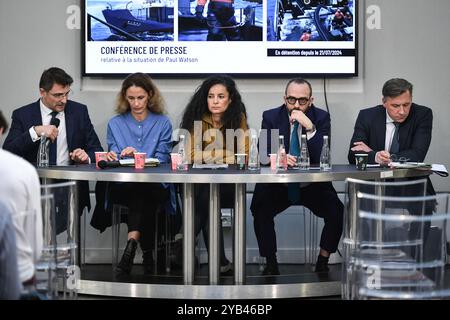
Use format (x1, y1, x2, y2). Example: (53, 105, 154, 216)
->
(45, 115, 60, 147)
(98, 160, 121, 169)
(50, 117, 60, 128)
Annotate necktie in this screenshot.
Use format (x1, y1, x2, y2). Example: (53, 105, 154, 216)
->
(49, 111, 58, 165)
(288, 122, 300, 204)
(290, 121, 300, 156)
(390, 122, 400, 155)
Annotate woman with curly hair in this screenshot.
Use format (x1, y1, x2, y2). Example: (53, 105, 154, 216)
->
(180, 74, 249, 273)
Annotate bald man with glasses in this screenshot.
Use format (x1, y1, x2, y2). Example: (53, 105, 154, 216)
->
(250, 78, 344, 275)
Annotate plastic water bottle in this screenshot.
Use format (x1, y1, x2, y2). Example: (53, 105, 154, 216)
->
(299, 134, 310, 170)
(177, 135, 188, 171)
(276, 135, 287, 171)
(37, 132, 49, 167)
(320, 135, 332, 171)
(248, 134, 259, 170)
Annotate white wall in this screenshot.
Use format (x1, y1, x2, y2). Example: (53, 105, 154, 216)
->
(1, 0, 449, 191)
(2, 0, 450, 263)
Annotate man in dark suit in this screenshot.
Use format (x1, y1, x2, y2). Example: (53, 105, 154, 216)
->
(3, 67, 103, 221)
(348, 78, 435, 196)
(251, 78, 344, 275)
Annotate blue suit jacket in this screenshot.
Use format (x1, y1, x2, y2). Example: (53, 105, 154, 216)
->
(259, 104, 331, 163)
(251, 104, 333, 214)
(3, 99, 102, 164)
(3, 99, 103, 211)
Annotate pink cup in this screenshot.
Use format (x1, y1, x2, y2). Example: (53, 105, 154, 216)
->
(170, 153, 180, 171)
(134, 152, 146, 169)
(269, 154, 277, 171)
(95, 152, 108, 169)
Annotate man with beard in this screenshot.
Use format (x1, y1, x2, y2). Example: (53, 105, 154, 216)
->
(251, 78, 343, 275)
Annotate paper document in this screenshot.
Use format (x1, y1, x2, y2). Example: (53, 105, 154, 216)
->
(389, 162, 431, 169)
(192, 163, 228, 169)
(431, 164, 448, 177)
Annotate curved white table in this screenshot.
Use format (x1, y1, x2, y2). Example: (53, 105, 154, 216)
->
(37, 164, 429, 299)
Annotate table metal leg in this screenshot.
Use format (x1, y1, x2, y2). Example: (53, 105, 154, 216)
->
(209, 184, 220, 284)
(234, 183, 246, 284)
(183, 183, 195, 285)
(375, 181, 385, 242)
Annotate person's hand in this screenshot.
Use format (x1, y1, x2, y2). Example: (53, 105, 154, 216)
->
(290, 109, 313, 131)
(287, 154, 297, 167)
(375, 150, 391, 165)
(120, 147, 137, 158)
(70, 148, 90, 164)
(34, 125, 58, 142)
(195, 5, 205, 23)
(106, 151, 117, 161)
(351, 141, 373, 153)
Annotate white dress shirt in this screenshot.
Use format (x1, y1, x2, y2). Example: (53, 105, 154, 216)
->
(28, 100, 70, 165)
(289, 121, 314, 187)
(0, 149, 43, 283)
(384, 111, 397, 152)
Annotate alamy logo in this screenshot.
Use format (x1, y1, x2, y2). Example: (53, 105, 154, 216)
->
(66, 265, 81, 290)
(366, 266, 381, 289)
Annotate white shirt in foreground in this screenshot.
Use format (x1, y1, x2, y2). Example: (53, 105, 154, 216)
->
(0, 148, 43, 283)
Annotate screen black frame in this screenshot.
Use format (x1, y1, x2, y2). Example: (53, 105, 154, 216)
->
(81, 0, 359, 79)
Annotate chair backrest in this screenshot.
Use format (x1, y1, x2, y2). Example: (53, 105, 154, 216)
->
(40, 181, 79, 299)
(352, 193, 450, 299)
(41, 181, 78, 261)
(35, 194, 58, 299)
(342, 178, 428, 299)
(344, 178, 428, 245)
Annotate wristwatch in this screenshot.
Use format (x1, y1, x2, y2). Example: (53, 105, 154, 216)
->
(306, 124, 316, 133)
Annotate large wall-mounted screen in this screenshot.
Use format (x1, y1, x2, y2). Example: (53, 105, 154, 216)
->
(83, 0, 358, 77)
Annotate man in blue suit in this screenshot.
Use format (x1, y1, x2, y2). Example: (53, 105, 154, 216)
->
(348, 78, 435, 196)
(3, 67, 103, 222)
(251, 78, 344, 275)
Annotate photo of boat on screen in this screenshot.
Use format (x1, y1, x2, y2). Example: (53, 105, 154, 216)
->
(86, 0, 174, 41)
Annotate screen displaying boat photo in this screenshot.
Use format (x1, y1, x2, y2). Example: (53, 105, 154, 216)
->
(86, 0, 174, 41)
(83, 0, 358, 77)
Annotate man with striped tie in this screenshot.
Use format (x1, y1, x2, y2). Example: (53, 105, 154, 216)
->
(348, 78, 435, 197)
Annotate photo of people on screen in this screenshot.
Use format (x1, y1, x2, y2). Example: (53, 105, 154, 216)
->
(267, 0, 354, 41)
(178, 0, 262, 41)
(86, 0, 174, 41)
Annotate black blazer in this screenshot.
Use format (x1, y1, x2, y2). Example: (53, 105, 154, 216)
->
(3, 99, 103, 211)
(348, 104, 432, 164)
(347, 103, 434, 195)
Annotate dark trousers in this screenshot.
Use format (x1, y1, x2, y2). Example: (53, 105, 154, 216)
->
(194, 184, 234, 265)
(251, 182, 344, 258)
(108, 182, 168, 251)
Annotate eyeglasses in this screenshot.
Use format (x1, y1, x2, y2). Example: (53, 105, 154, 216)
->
(48, 89, 72, 100)
(390, 154, 410, 163)
(286, 96, 310, 106)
